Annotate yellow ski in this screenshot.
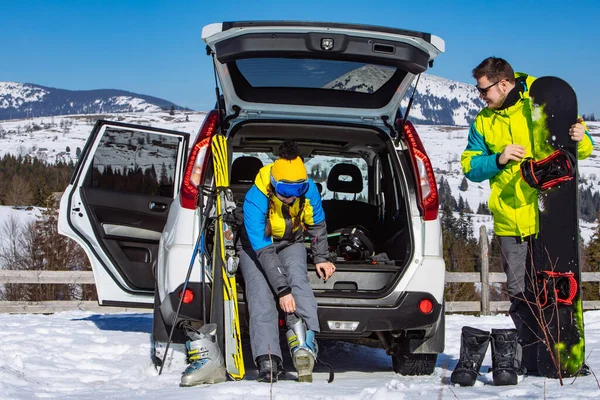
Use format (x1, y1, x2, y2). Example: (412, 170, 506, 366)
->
(211, 133, 245, 380)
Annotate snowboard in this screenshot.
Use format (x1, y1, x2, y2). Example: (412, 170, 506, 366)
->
(210, 133, 245, 380)
(527, 76, 585, 378)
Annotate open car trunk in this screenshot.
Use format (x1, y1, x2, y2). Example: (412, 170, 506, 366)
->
(224, 120, 414, 301)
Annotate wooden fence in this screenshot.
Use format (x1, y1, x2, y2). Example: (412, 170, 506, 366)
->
(1, 226, 600, 314)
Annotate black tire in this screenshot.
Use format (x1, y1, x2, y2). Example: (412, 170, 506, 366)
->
(392, 352, 437, 376)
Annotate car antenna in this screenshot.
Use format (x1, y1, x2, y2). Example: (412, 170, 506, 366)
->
(395, 73, 421, 146)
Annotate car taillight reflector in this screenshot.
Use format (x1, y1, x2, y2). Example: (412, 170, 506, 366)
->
(418, 298, 434, 314)
(180, 289, 195, 304)
(402, 121, 439, 221)
(180, 110, 220, 209)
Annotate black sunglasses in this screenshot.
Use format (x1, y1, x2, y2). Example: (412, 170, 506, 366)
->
(476, 80, 502, 96)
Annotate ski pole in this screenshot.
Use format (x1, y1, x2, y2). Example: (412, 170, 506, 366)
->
(198, 184, 208, 325)
(158, 186, 214, 375)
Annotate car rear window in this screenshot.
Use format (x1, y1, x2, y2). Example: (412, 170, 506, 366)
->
(236, 58, 396, 94)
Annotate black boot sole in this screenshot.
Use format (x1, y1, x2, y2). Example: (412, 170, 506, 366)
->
(493, 370, 518, 386)
(450, 370, 477, 386)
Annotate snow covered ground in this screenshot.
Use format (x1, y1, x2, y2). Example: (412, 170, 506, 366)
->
(0, 311, 599, 399)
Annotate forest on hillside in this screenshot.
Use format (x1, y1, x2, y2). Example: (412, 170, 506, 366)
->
(0, 155, 599, 302)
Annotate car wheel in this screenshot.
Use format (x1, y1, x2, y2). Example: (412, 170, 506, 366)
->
(391, 351, 437, 375)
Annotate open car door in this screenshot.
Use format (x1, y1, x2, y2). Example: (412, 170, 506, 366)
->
(58, 120, 189, 307)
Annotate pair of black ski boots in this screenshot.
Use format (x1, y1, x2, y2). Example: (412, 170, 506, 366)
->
(450, 326, 525, 386)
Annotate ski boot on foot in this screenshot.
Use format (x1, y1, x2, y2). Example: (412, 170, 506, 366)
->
(286, 313, 317, 383)
(490, 328, 525, 386)
(180, 323, 227, 387)
(256, 354, 286, 383)
(450, 326, 490, 386)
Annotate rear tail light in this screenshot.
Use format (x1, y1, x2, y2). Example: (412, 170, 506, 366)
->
(401, 120, 439, 221)
(180, 288, 195, 304)
(180, 110, 220, 209)
(418, 298, 434, 314)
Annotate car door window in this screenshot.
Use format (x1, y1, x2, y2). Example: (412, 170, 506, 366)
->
(90, 128, 180, 197)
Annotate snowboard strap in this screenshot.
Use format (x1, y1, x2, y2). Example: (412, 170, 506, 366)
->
(520, 149, 576, 190)
(537, 271, 578, 306)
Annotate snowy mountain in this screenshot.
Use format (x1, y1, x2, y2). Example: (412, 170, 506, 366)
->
(0, 82, 188, 121)
(400, 73, 485, 126)
(324, 69, 484, 126)
(2, 73, 483, 125)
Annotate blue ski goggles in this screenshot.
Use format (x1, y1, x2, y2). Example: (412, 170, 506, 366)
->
(270, 175, 309, 198)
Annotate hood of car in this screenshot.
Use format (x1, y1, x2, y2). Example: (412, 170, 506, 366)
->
(202, 21, 444, 125)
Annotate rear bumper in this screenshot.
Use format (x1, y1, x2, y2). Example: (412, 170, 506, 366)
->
(161, 285, 441, 338)
(312, 291, 442, 338)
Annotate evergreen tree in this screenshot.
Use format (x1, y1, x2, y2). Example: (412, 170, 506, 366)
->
(477, 201, 491, 215)
(169, 105, 175, 116)
(459, 176, 469, 191)
(159, 163, 169, 186)
(441, 203, 457, 236)
(438, 176, 457, 210)
(465, 214, 474, 240)
(457, 195, 465, 212)
(464, 199, 473, 213)
(585, 211, 600, 272)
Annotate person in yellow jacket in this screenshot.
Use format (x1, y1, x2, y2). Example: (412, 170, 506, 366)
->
(460, 57, 593, 377)
(239, 140, 336, 383)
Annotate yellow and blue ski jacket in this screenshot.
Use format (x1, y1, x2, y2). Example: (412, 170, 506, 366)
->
(243, 163, 328, 296)
(461, 72, 594, 237)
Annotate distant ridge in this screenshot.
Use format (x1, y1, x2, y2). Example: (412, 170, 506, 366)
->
(1, 73, 485, 125)
(0, 82, 190, 120)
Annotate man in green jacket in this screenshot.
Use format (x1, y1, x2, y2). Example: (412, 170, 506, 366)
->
(460, 57, 593, 376)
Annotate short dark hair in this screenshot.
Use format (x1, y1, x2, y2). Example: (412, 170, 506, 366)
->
(278, 140, 301, 160)
(472, 57, 515, 83)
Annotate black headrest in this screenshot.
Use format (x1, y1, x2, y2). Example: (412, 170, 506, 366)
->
(315, 182, 323, 194)
(327, 163, 363, 194)
(231, 156, 263, 184)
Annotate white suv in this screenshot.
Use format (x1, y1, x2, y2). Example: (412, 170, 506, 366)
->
(58, 21, 446, 375)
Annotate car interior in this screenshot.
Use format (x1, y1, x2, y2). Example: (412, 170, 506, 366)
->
(223, 120, 414, 296)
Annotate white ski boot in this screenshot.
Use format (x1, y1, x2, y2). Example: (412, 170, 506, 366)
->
(180, 323, 227, 386)
(286, 313, 318, 383)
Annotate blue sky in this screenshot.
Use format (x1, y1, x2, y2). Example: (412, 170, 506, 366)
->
(1, 0, 599, 114)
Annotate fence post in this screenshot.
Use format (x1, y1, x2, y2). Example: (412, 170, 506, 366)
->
(480, 225, 490, 315)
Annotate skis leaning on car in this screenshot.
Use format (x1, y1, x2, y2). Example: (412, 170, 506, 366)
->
(210, 133, 246, 381)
